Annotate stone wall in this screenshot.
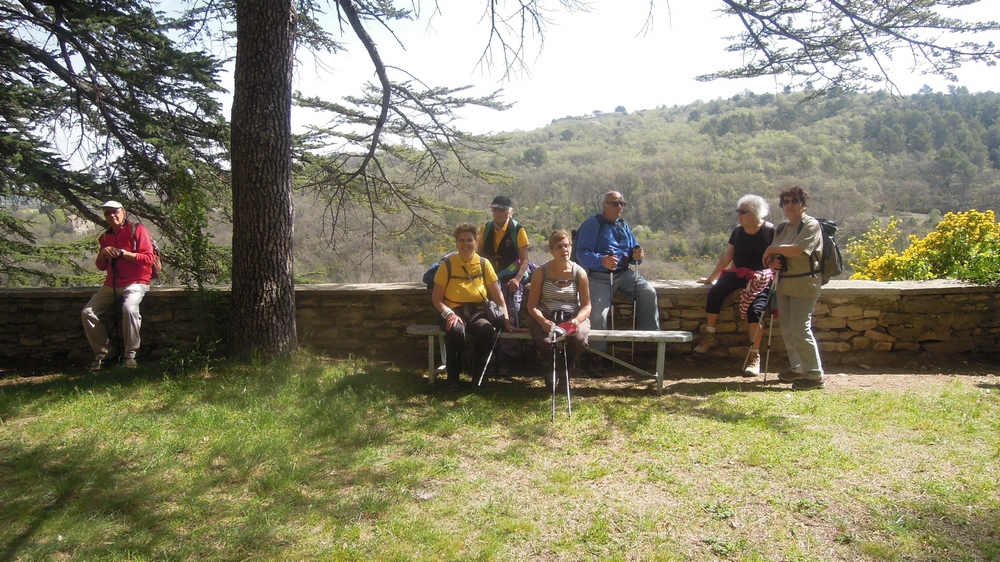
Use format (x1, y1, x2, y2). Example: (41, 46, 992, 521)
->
(1, 280, 997, 368)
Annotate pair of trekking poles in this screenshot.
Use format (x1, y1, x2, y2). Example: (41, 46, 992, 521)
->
(741, 272, 779, 382)
(608, 257, 641, 365)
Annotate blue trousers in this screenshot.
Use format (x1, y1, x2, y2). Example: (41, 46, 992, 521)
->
(588, 268, 659, 353)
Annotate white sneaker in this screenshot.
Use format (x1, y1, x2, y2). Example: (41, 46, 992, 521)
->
(743, 352, 760, 377)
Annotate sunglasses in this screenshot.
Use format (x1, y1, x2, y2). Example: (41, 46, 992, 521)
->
(103, 209, 121, 216)
(736, 209, 751, 215)
(605, 201, 626, 208)
(779, 198, 802, 207)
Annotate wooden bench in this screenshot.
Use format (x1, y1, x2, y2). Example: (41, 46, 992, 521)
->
(406, 325, 693, 393)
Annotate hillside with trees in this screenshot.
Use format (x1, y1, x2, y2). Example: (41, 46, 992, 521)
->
(7, 86, 1000, 284)
(339, 86, 1000, 282)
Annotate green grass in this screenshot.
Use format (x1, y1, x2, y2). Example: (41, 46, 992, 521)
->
(1, 356, 998, 561)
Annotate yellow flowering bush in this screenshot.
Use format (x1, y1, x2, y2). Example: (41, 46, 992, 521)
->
(846, 217, 903, 280)
(847, 210, 1000, 285)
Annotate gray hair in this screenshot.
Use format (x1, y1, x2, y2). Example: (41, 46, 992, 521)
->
(736, 194, 769, 220)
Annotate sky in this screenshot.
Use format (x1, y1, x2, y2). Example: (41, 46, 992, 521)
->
(289, 1, 1000, 135)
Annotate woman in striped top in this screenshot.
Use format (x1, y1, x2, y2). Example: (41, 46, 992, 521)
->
(527, 230, 592, 380)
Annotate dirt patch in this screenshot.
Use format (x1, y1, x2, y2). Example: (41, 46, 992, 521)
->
(3, 354, 998, 394)
(506, 352, 999, 395)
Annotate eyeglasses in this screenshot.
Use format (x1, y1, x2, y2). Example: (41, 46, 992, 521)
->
(736, 209, 751, 215)
(605, 201, 626, 208)
(103, 209, 121, 216)
(779, 198, 802, 207)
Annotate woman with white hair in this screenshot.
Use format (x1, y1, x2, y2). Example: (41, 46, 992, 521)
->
(694, 194, 776, 376)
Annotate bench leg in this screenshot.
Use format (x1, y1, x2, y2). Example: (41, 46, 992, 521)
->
(439, 334, 447, 374)
(656, 342, 666, 394)
(427, 335, 436, 385)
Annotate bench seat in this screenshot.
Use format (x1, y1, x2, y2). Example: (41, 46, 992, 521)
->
(406, 325, 692, 392)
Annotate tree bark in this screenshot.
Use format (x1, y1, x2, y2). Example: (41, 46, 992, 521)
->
(229, 0, 297, 359)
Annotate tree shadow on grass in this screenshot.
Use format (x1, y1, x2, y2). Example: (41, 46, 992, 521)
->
(0, 440, 181, 561)
(849, 494, 1000, 561)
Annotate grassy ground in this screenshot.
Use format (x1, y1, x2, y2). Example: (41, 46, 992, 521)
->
(1, 355, 998, 561)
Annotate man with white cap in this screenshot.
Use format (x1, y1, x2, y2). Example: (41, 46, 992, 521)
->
(81, 200, 155, 370)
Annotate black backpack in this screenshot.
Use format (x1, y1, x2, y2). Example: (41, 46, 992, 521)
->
(777, 217, 843, 285)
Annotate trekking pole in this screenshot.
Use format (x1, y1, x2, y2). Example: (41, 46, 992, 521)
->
(550, 324, 558, 421)
(111, 258, 123, 365)
(763, 272, 779, 381)
(743, 319, 765, 372)
(608, 262, 616, 358)
(764, 313, 775, 382)
(563, 342, 572, 419)
(631, 258, 639, 364)
(477, 328, 503, 387)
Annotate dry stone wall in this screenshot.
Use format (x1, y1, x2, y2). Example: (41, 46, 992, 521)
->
(1, 280, 997, 368)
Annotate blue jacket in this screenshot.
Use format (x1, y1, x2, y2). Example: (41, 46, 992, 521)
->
(576, 214, 643, 273)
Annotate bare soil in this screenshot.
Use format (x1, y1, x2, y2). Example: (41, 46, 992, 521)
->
(2, 354, 998, 394)
(503, 351, 999, 396)
(575, 353, 1000, 395)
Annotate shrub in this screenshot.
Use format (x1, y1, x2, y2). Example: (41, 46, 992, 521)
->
(847, 210, 1000, 285)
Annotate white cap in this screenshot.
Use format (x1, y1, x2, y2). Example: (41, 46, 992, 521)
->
(100, 200, 124, 210)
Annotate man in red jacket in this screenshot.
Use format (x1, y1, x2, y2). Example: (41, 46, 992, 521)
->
(81, 201, 155, 370)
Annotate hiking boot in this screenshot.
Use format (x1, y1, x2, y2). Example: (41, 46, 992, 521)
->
(87, 359, 102, 372)
(743, 352, 760, 377)
(792, 377, 825, 390)
(124, 358, 138, 369)
(778, 369, 805, 382)
(693, 332, 718, 354)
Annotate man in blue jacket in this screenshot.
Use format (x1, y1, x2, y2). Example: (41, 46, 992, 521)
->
(575, 191, 660, 356)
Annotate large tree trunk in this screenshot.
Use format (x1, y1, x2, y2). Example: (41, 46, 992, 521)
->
(229, 0, 297, 359)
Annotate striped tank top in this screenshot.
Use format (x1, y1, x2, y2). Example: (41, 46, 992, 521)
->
(540, 261, 582, 315)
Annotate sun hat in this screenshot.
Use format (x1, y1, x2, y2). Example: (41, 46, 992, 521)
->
(489, 195, 512, 210)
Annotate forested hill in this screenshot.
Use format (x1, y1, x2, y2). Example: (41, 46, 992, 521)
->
(344, 87, 999, 282)
(24, 87, 1000, 285)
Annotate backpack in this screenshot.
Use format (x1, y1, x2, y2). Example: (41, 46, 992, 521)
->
(131, 222, 163, 280)
(483, 219, 533, 283)
(776, 217, 843, 285)
(422, 253, 483, 290)
(815, 218, 844, 284)
(570, 214, 612, 264)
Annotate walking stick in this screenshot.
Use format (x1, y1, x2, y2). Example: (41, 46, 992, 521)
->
(608, 266, 615, 362)
(764, 311, 775, 382)
(631, 260, 639, 364)
(742, 277, 776, 371)
(111, 258, 123, 365)
(563, 342, 572, 419)
(550, 324, 558, 421)
(764, 272, 780, 381)
(476, 328, 503, 387)
(550, 323, 573, 421)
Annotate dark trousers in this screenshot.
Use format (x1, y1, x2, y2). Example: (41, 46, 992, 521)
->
(438, 308, 496, 383)
(705, 272, 770, 324)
